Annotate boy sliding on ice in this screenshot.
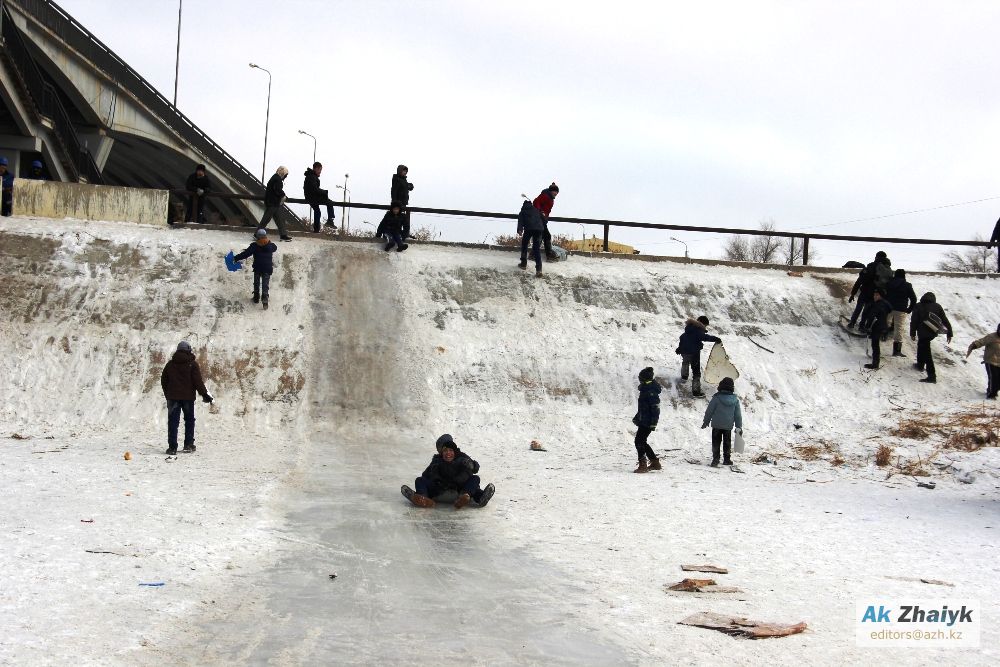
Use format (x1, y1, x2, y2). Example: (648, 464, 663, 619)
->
(632, 367, 662, 473)
(701, 377, 742, 467)
(233, 229, 278, 309)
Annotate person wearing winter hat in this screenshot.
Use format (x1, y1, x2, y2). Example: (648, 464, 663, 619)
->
(631, 367, 662, 473)
(848, 250, 891, 331)
(404, 435, 495, 509)
(27, 160, 46, 181)
(863, 290, 894, 370)
(701, 377, 742, 467)
(909, 292, 953, 384)
(260, 166, 292, 241)
(676, 315, 721, 397)
(390, 165, 414, 239)
(885, 268, 917, 357)
(532, 183, 560, 261)
(185, 163, 212, 223)
(160, 340, 213, 455)
(376, 201, 409, 252)
(233, 229, 278, 309)
(966, 322, 1000, 399)
(0, 157, 13, 216)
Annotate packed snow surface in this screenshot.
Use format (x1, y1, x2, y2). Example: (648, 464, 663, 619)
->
(1, 217, 997, 665)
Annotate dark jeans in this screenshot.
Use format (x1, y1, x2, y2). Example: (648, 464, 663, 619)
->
(310, 201, 335, 231)
(986, 363, 999, 398)
(849, 294, 872, 327)
(402, 210, 411, 238)
(542, 223, 552, 254)
(167, 399, 195, 447)
(520, 230, 542, 270)
(634, 426, 656, 461)
(415, 474, 481, 499)
(859, 301, 877, 330)
(870, 332, 882, 367)
(384, 232, 403, 249)
(711, 428, 732, 462)
(254, 271, 271, 301)
(681, 352, 702, 393)
(1, 192, 11, 216)
(259, 207, 288, 237)
(186, 196, 206, 223)
(916, 335, 936, 379)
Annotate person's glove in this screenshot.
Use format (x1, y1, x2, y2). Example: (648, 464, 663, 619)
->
(701, 423, 709, 429)
(196, 188, 205, 196)
(848, 295, 855, 303)
(281, 196, 287, 204)
(910, 335, 916, 341)
(407, 183, 414, 191)
(649, 424, 656, 432)
(946, 336, 952, 344)
(202, 393, 214, 404)
(736, 428, 743, 435)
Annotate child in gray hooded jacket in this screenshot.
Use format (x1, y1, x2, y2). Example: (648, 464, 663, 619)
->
(701, 376, 743, 467)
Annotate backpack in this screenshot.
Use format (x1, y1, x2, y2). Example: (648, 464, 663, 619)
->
(873, 262, 893, 289)
(517, 199, 540, 234)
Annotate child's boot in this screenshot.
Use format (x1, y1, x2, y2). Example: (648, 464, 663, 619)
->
(647, 456, 662, 471)
(634, 457, 649, 473)
(710, 442, 721, 467)
(722, 442, 733, 466)
(892, 342, 905, 357)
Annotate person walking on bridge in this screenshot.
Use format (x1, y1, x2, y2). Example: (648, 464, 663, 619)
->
(160, 340, 213, 455)
(185, 164, 212, 223)
(303, 162, 336, 233)
(533, 183, 560, 261)
(390, 165, 414, 239)
(260, 166, 292, 241)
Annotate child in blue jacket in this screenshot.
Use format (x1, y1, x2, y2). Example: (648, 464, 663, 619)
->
(632, 367, 662, 473)
(701, 376, 743, 467)
(233, 228, 278, 309)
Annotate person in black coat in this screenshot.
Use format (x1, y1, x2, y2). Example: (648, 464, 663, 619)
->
(991, 217, 1000, 272)
(407, 434, 495, 509)
(631, 367, 662, 473)
(864, 290, 894, 369)
(260, 166, 291, 241)
(910, 292, 953, 383)
(303, 162, 336, 233)
(848, 251, 891, 331)
(185, 164, 212, 223)
(516, 199, 545, 276)
(677, 316, 721, 397)
(233, 229, 278, 308)
(390, 165, 413, 238)
(376, 202, 408, 252)
(885, 268, 917, 357)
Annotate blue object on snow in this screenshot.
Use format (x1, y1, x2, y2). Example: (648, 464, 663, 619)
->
(139, 582, 165, 587)
(225, 250, 243, 272)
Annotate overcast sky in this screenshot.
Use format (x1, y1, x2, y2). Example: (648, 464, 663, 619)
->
(60, 0, 1000, 269)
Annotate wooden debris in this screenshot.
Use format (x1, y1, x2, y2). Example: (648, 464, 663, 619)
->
(529, 440, 547, 451)
(11, 433, 31, 440)
(787, 271, 804, 278)
(667, 578, 742, 593)
(681, 564, 729, 574)
(679, 611, 807, 639)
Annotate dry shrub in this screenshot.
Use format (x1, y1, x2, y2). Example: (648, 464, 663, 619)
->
(793, 445, 823, 461)
(875, 444, 892, 467)
(889, 417, 933, 440)
(494, 233, 573, 249)
(893, 407, 999, 452)
(830, 455, 845, 467)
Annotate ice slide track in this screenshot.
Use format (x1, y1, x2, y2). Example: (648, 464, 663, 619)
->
(184, 245, 631, 664)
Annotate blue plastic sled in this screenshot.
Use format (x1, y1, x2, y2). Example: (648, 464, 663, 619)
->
(225, 251, 243, 272)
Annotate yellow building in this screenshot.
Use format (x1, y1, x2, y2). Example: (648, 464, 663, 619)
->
(564, 235, 638, 255)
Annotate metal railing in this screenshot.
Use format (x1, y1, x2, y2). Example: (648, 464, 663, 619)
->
(1, 1, 102, 182)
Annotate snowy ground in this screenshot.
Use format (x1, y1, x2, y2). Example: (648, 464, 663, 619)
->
(1, 216, 997, 665)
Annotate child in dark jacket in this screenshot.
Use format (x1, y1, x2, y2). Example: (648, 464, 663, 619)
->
(701, 377, 743, 467)
(377, 202, 409, 252)
(405, 434, 495, 509)
(632, 367, 662, 473)
(233, 228, 278, 308)
(677, 316, 722, 397)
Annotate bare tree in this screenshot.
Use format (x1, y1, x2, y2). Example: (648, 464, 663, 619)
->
(936, 234, 995, 273)
(783, 237, 820, 265)
(750, 219, 784, 263)
(722, 235, 751, 262)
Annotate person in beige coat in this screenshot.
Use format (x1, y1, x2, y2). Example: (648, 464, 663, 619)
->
(966, 323, 1000, 399)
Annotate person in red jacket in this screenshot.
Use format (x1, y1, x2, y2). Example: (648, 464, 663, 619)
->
(532, 182, 559, 260)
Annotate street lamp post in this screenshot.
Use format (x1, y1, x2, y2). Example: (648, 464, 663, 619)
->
(297, 130, 316, 164)
(173, 0, 182, 106)
(248, 63, 271, 184)
(336, 182, 351, 233)
(670, 236, 690, 260)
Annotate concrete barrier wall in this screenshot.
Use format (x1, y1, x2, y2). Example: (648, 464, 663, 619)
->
(12, 179, 168, 226)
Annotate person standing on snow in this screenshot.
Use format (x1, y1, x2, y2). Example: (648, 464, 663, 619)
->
(390, 165, 414, 239)
(677, 315, 721, 397)
(376, 201, 409, 252)
(0, 157, 14, 216)
(233, 229, 278, 309)
(848, 251, 892, 332)
(864, 290, 894, 370)
(885, 268, 917, 358)
(160, 341, 213, 455)
(517, 197, 545, 277)
(260, 166, 292, 241)
(533, 183, 560, 261)
(631, 367, 662, 473)
(185, 164, 212, 223)
(403, 434, 495, 509)
(303, 161, 336, 233)
(701, 377, 743, 467)
(910, 292, 953, 384)
(966, 323, 1000, 399)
